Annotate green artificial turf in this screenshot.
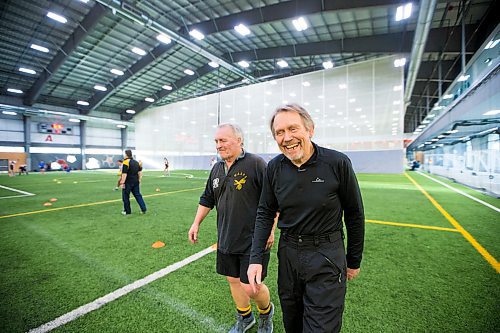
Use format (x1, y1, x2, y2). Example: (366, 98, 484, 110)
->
(0, 170, 498, 332)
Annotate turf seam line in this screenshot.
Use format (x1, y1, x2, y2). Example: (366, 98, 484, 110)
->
(27, 244, 217, 333)
(416, 171, 500, 213)
(0, 187, 204, 219)
(405, 172, 500, 273)
(367, 219, 460, 232)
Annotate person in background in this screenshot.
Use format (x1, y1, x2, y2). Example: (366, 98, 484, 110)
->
(114, 159, 123, 191)
(120, 150, 147, 215)
(18, 164, 28, 175)
(38, 160, 46, 174)
(164, 157, 170, 176)
(189, 123, 275, 333)
(8, 160, 15, 177)
(248, 104, 365, 333)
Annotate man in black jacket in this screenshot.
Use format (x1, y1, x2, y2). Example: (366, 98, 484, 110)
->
(120, 149, 147, 215)
(189, 123, 275, 333)
(248, 104, 365, 333)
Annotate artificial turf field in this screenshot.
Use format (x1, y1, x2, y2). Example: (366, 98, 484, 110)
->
(0, 170, 498, 333)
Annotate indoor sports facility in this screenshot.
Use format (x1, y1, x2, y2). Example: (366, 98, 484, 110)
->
(0, 1, 498, 332)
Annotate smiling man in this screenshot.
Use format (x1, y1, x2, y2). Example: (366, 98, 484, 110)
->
(189, 123, 275, 333)
(248, 104, 365, 333)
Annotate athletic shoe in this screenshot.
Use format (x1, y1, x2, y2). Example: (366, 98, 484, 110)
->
(140, 210, 146, 214)
(257, 303, 274, 333)
(121, 211, 128, 215)
(229, 312, 255, 333)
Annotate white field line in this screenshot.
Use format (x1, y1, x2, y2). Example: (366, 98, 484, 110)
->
(28, 245, 216, 333)
(417, 172, 500, 213)
(0, 185, 35, 199)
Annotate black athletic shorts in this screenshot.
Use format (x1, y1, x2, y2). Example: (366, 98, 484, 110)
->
(216, 250, 271, 284)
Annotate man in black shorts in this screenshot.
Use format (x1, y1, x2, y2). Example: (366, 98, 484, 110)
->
(189, 123, 275, 333)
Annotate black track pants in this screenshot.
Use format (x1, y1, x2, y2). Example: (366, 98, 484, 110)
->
(277, 232, 347, 333)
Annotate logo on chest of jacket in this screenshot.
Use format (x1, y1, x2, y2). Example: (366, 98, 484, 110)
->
(233, 171, 247, 190)
(213, 178, 220, 189)
(312, 177, 325, 183)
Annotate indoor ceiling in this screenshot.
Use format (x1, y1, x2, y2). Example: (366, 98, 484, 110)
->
(0, 0, 497, 132)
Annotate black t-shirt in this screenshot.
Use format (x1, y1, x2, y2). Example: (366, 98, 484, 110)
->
(199, 151, 266, 254)
(122, 158, 142, 184)
(250, 143, 365, 268)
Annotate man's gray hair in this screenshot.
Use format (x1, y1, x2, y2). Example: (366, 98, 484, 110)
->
(217, 123, 244, 146)
(269, 103, 315, 138)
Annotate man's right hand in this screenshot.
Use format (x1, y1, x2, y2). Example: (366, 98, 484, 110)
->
(247, 264, 263, 294)
(188, 223, 199, 244)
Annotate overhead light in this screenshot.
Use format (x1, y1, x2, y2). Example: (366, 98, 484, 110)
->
(30, 44, 49, 53)
(116, 124, 127, 128)
(219, 83, 226, 88)
(242, 78, 249, 83)
(302, 81, 310, 87)
(484, 38, 499, 49)
(292, 17, 308, 31)
(69, 118, 80, 123)
(131, 47, 146, 56)
(322, 61, 334, 69)
(277, 60, 288, 68)
(125, 109, 136, 114)
(144, 97, 155, 102)
(339, 83, 347, 89)
(156, 33, 171, 44)
(162, 85, 173, 90)
(234, 24, 251, 36)
(79, 0, 89, 3)
(395, 3, 412, 21)
(47, 12, 67, 24)
(442, 94, 454, 99)
(208, 61, 219, 68)
(393, 85, 402, 91)
(238, 60, 250, 68)
(77, 100, 89, 106)
(483, 109, 500, 116)
(394, 57, 406, 67)
(2, 111, 17, 116)
(189, 29, 204, 40)
(7, 88, 23, 94)
(457, 74, 470, 82)
(110, 69, 124, 76)
(184, 69, 195, 75)
(438, 135, 445, 139)
(19, 67, 36, 75)
(447, 129, 458, 134)
(94, 85, 107, 91)
(427, 114, 436, 118)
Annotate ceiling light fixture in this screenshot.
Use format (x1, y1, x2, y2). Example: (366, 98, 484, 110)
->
(94, 85, 107, 91)
(47, 12, 67, 24)
(395, 3, 412, 21)
(30, 44, 49, 53)
(442, 94, 454, 99)
(69, 118, 81, 123)
(393, 85, 402, 91)
(125, 109, 136, 114)
(116, 124, 126, 128)
(219, 83, 226, 88)
(156, 33, 171, 44)
(77, 100, 89, 106)
(302, 81, 310, 87)
(189, 29, 205, 40)
(110, 68, 124, 76)
(238, 60, 250, 68)
(277, 60, 288, 68)
(7, 88, 23, 94)
(19, 67, 36, 75)
(234, 24, 251, 36)
(184, 69, 195, 75)
(131, 47, 146, 56)
(394, 57, 406, 67)
(208, 61, 219, 68)
(2, 111, 17, 116)
(484, 38, 499, 49)
(144, 97, 155, 102)
(292, 17, 308, 31)
(483, 109, 500, 116)
(162, 85, 173, 90)
(457, 74, 470, 82)
(322, 61, 334, 69)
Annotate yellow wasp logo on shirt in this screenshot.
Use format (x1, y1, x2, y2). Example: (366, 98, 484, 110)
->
(233, 172, 247, 190)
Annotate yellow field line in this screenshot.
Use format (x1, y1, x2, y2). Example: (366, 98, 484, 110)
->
(0, 187, 204, 220)
(367, 219, 459, 232)
(405, 172, 500, 273)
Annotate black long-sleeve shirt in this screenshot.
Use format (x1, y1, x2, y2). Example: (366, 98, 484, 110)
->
(250, 142, 365, 268)
(199, 151, 267, 255)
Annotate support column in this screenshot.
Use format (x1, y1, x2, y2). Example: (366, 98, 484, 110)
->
(121, 127, 127, 152)
(23, 115, 31, 170)
(80, 120, 86, 170)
